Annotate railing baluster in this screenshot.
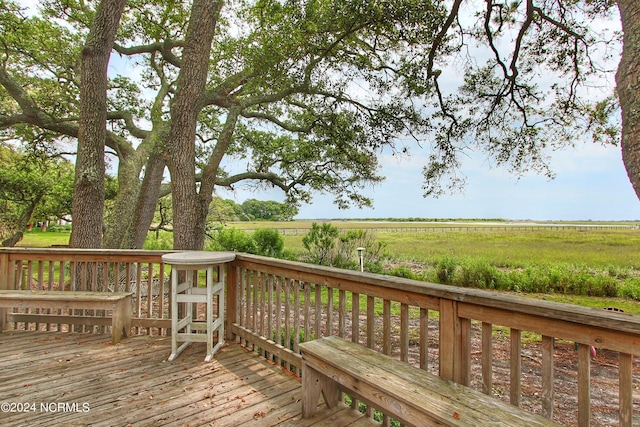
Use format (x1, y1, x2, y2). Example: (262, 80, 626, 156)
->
(158, 262, 166, 335)
(578, 343, 591, 426)
(510, 328, 522, 407)
(275, 275, 282, 365)
(367, 296, 375, 350)
(619, 352, 632, 427)
(57, 260, 64, 331)
(352, 292, 359, 344)
(101, 261, 108, 292)
(146, 262, 153, 335)
(293, 279, 300, 358)
(259, 272, 265, 339)
(460, 318, 472, 386)
(91, 261, 98, 290)
(88, 261, 98, 333)
(383, 299, 391, 356)
(284, 278, 291, 367)
(243, 269, 250, 342)
(350, 291, 361, 412)
(400, 303, 408, 363)
(420, 308, 428, 370)
(326, 287, 333, 336)
(314, 283, 321, 339)
(252, 271, 259, 334)
(46, 261, 55, 331)
(26, 260, 34, 290)
(338, 289, 346, 338)
(482, 322, 493, 395)
(267, 274, 273, 350)
(382, 301, 392, 425)
(37, 260, 44, 330)
(304, 282, 311, 342)
(542, 335, 554, 418)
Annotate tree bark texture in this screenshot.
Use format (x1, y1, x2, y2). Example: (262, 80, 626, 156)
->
(132, 153, 166, 249)
(616, 0, 640, 202)
(70, 0, 127, 248)
(102, 149, 165, 249)
(166, 0, 223, 250)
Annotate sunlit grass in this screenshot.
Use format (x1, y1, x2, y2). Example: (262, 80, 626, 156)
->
(376, 229, 640, 268)
(18, 230, 70, 248)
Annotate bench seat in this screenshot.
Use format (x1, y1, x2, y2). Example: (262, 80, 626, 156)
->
(0, 290, 132, 344)
(300, 336, 559, 427)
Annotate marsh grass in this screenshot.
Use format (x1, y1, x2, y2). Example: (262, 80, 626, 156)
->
(378, 229, 640, 268)
(283, 226, 640, 302)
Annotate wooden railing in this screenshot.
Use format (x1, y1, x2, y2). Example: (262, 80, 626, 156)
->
(1, 248, 638, 426)
(0, 248, 173, 335)
(228, 254, 640, 427)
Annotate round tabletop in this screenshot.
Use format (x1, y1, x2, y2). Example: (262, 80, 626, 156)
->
(161, 251, 236, 265)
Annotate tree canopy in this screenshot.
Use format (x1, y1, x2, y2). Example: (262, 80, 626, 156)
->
(0, 0, 633, 250)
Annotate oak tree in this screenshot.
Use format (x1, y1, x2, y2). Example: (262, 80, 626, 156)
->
(1, 0, 638, 251)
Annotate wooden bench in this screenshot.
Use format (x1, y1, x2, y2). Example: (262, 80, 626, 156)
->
(300, 336, 560, 427)
(0, 290, 132, 344)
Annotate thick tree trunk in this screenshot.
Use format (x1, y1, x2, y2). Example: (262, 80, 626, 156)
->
(165, 0, 222, 250)
(132, 153, 166, 249)
(616, 0, 640, 202)
(70, 0, 127, 248)
(103, 150, 165, 249)
(103, 153, 143, 249)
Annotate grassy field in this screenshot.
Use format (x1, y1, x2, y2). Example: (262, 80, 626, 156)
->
(18, 222, 640, 268)
(272, 224, 640, 267)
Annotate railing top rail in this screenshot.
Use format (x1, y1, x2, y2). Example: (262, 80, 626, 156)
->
(232, 253, 640, 336)
(0, 248, 175, 262)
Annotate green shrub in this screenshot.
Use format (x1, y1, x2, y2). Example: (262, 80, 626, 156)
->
(388, 266, 416, 279)
(214, 228, 256, 253)
(302, 222, 339, 265)
(619, 277, 640, 300)
(457, 259, 499, 289)
(252, 228, 284, 257)
(47, 224, 72, 232)
(435, 256, 457, 285)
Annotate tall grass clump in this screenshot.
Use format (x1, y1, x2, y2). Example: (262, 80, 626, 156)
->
(422, 257, 624, 298)
(619, 278, 640, 300)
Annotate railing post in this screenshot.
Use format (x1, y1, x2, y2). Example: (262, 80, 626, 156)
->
(225, 261, 237, 341)
(439, 299, 466, 383)
(0, 251, 11, 331)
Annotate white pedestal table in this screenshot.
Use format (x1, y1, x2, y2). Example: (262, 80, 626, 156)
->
(162, 251, 236, 362)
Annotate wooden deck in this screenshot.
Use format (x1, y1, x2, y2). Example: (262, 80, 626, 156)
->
(0, 331, 377, 426)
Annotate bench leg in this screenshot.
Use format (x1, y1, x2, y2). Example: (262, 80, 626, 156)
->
(0, 307, 5, 333)
(122, 296, 132, 337)
(111, 297, 132, 345)
(302, 363, 340, 418)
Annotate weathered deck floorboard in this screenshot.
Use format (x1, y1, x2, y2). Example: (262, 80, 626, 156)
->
(0, 331, 375, 426)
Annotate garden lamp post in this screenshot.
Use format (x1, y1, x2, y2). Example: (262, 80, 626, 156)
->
(357, 247, 365, 272)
